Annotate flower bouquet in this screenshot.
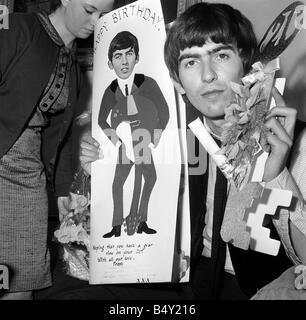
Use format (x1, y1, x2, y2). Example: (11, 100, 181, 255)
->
(218, 59, 280, 191)
(53, 168, 91, 281)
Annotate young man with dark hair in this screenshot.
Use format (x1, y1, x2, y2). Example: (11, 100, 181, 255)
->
(164, 2, 306, 299)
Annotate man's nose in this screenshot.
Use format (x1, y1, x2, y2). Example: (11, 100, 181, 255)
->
(122, 55, 128, 64)
(201, 61, 217, 83)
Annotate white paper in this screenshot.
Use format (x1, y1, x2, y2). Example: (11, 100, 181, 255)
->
(246, 188, 292, 256)
(188, 118, 234, 179)
(90, 0, 182, 284)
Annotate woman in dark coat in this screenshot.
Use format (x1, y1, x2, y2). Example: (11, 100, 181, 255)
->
(0, 0, 114, 299)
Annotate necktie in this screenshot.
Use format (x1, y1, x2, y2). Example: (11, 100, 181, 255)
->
(125, 84, 138, 116)
(210, 138, 228, 299)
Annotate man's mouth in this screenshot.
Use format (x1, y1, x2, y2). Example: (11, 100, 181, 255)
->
(201, 89, 224, 99)
(121, 67, 129, 73)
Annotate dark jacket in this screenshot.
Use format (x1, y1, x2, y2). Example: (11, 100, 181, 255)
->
(0, 13, 83, 195)
(98, 74, 169, 145)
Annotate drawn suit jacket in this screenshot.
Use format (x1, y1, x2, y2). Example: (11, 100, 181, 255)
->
(98, 74, 169, 146)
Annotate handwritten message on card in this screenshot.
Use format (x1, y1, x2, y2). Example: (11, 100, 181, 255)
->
(93, 242, 153, 267)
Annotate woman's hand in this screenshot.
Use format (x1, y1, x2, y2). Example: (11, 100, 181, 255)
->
(263, 87, 297, 182)
(57, 196, 70, 222)
(80, 132, 102, 176)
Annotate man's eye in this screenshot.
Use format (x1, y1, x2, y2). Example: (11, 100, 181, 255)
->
(184, 60, 197, 68)
(215, 53, 230, 61)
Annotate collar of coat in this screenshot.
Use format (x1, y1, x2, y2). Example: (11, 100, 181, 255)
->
(36, 11, 77, 59)
(110, 74, 145, 93)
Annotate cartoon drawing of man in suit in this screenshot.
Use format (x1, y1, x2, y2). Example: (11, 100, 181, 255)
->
(98, 31, 169, 237)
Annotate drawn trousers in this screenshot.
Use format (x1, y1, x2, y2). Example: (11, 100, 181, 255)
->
(112, 144, 157, 227)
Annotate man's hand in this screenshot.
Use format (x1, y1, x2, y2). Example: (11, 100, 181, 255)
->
(263, 87, 297, 182)
(57, 196, 70, 222)
(80, 132, 102, 175)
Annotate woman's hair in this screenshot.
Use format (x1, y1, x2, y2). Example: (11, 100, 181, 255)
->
(50, 0, 62, 12)
(113, 0, 137, 10)
(164, 2, 258, 83)
(49, 0, 135, 13)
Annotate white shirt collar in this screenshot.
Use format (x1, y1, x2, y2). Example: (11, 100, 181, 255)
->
(117, 72, 136, 96)
(203, 116, 221, 141)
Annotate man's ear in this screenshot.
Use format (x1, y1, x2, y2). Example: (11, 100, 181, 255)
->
(171, 78, 186, 95)
(108, 60, 114, 70)
(61, 0, 70, 8)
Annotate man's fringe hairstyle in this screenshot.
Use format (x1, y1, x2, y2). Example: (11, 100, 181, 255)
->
(164, 2, 258, 83)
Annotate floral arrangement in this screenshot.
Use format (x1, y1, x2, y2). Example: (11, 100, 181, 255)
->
(218, 59, 279, 191)
(53, 169, 91, 281)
